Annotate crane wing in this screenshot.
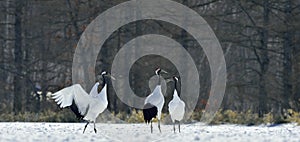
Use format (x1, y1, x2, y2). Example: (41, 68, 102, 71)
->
(52, 84, 90, 115)
(145, 85, 164, 105)
(89, 82, 100, 97)
(168, 90, 185, 115)
(168, 99, 177, 114)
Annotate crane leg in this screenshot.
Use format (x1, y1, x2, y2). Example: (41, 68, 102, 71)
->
(178, 121, 180, 133)
(83, 121, 89, 134)
(158, 120, 161, 133)
(173, 122, 175, 133)
(94, 122, 97, 133)
(151, 121, 153, 133)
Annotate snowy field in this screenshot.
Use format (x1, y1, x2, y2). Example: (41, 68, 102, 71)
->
(0, 122, 300, 142)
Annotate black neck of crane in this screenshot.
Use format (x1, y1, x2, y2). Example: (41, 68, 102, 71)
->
(174, 79, 177, 90)
(102, 74, 106, 85)
(174, 78, 180, 97)
(157, 73, 161, 85)
(156, 69, 162, 85)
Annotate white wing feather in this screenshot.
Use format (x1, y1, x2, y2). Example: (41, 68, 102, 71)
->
(52, 84, 89, 115)
(168, 90, 185, 121)
(89, 82, 100, 97)
(83, 84, 108, 121)
(145, 85, 164, 106)
(144, 85, 165, 119)
(168, 90, 179, 114)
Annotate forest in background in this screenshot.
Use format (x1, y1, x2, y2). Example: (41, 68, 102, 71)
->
(0, 0, 300, 123)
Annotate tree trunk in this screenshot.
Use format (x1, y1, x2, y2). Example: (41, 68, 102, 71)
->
(258, 0, 270, 117)
(13, 0, 23, 114)
(282, 0, 294, 110)
(293, 30, 300, 110)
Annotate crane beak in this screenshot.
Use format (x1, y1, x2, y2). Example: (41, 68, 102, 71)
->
(108, 74, 116, 80)
(165, 78, 173, 83)
(161, 69, 168, 74)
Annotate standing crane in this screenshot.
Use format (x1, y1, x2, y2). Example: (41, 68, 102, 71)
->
(168, 76, 185, 133)
(143, 68, 167, 133)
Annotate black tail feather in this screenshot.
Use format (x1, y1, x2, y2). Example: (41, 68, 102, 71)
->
(143, 103, 158, 124)
(69, 100, 84, 120)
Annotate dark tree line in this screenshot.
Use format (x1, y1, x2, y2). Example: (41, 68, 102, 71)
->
(0, 0, 299, 120)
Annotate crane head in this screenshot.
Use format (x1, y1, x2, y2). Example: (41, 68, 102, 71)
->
(155, 68, 161, 75)
(155, 67, 167, 75)
(100, 71, 115, 80)
(101, 71, 107, 75)
(173, 76, 179, 82)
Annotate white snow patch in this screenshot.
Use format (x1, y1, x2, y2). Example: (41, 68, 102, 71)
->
(0, 122, 299, 142)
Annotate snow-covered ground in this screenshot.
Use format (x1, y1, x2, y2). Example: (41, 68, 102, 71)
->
(0, 122, 299, 142)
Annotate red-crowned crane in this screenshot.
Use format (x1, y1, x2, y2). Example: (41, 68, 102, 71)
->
(168, 76, 185, 133)
(52, 71, 113, 133)
(143, 68, 167, 133)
